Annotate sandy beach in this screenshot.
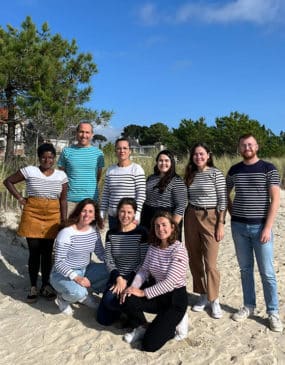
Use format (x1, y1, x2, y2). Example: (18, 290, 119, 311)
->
(0, 192, 285, 365)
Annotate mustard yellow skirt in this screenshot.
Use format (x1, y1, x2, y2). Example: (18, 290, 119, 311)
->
(17, 197, 61, 239)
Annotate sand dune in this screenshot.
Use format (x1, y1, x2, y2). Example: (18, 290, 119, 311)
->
(0, 193, 285, 365)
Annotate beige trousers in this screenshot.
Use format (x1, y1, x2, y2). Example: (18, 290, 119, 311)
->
(184, 205, 220, 301)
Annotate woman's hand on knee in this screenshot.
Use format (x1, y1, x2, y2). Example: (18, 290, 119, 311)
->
(74, 275, 91, 288)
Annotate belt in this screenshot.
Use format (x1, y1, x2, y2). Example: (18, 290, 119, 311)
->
(189, 204, 216, 211)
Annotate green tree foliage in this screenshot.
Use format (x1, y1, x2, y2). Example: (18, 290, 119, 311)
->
(122, 112, 285, 158)
(140, 123, 171, 145)
(0, 16, 112, 161)
(121, 124, 147, 141)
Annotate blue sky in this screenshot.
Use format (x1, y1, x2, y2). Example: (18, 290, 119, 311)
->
(2, 0, 285, 140)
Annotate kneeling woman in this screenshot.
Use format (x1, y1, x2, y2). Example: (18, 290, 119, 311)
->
(97, 197, 148, 325)
(121, 211, 189, 352)
(50, 198, 109, 315)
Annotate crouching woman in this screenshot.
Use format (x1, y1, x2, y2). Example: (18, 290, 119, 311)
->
(50, 198, 109, 315)
(121, 211, 189, 352)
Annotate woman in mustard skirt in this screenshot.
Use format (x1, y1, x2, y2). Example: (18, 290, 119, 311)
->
(4, 143, 68, 302)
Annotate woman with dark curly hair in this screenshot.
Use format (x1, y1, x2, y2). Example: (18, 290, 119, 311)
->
(121, 211, 189, 352)
(4, 143, 68, 302)
(184, 142, 227, 319)
(50, 198, 108, 315)
(141, 150, 187, 238)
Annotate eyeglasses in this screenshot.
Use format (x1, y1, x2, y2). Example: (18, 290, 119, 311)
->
(240, 143, 256, 149)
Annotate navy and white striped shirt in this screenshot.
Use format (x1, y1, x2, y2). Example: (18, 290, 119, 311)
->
(53, 225, 105, 279)
(20, 166, 68, 199)
(105, 225, 148, 278)
(131, 241, 188, 299)
(144, 174, 187, 216)
(187, 167, 227, 211)
(100, 163, 146, 222)
(226, 160, 280, 224)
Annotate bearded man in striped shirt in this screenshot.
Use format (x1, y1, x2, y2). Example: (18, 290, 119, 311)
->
(226, 133, 283, 332)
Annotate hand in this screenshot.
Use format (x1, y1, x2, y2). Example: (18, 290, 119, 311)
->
(215, 224, 224, 242)
(120, 286, 145, 304)
(18, 197, 27, 206)
(260, 227, 271, 244)
(74, 276, 91, 288)
(111, 277, 127, 295)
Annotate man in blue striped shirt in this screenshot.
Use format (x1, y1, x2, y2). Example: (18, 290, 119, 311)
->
(227, 133, 282, 332)
(58, 122, 104, 215)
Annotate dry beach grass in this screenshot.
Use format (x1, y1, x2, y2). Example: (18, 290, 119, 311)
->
(0, 192, 285, 365)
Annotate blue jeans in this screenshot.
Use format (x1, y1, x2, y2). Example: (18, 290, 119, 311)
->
(231, 221, 279, 314)
(50, 262, 108, 303)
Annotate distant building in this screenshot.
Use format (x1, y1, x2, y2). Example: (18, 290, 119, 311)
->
(129, 138, 165, 156)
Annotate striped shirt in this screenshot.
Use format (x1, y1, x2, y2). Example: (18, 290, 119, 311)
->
(144, 174, 187, 216)
(58, 145, 104, 202)
(20, 166, 68, 199)
(131, 241, 188, 299)
(105, 225, 148, 278)
(100, 163, 146, 222)
(226, 160, 280, 224)
(53, 225, 105, 279)
(187, 167, 227, 211)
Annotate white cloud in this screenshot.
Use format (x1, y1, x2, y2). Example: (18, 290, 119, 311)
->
(137, 0, 284, 26)
(136, 3, 161, 25)
(94, 125, 122, 142)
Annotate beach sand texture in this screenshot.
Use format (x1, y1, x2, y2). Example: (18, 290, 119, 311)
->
(0, 192, 285, 365)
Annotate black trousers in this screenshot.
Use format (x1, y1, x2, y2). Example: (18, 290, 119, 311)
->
(26, 238, 54, 287)
(123, 286, 187, 352)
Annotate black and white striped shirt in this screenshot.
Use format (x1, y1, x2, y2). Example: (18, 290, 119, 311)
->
(187, 167, 227, 211)
(226, 160, 280, 224)
(20, 166, 68, 199)
(105, 225, 148, 278)
(53, 225, 105, 279)
(100, 163, 146, 222)
(144, 174, 187, 216)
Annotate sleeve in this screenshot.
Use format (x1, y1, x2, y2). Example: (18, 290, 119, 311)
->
(131, 247, 151, 288)
(104, 231, 119, 275)
(267, 164, 280, 186)
(20, 165, 33, 179)
(54, 228, 76, 279)
(172, 177, 187, 216)
(57, 149, 66, 169)
(144, 246, 188, 299)
(100, 168, 110, 218)
(134, 165, 146, 222)
(226, 168, 234, 191)
(97, 150, 105, 169)
(60, 170, 68, 185)
(94, 229, 105, 262)
(135, 227, 149, 272)
(215, 170, 227, 211)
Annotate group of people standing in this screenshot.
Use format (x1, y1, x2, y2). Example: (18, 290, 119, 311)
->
(3, 122, 283, 353)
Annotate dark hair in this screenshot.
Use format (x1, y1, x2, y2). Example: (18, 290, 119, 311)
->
(115, 137, 130, 148)
(153, 150, 178, 193)
(67, 198, 103, 229)
(184, 142, 214, 186)
(148, 210, 178, 247)
(76, 122, 93, 133)
(37, 143, 56, 158)
(117, 197, 137, 213)
(238, 133, 257, 143)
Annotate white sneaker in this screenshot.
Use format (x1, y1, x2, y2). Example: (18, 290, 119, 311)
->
(175, 312, 188, 341)
(79, 295, 98, 309)
(192, 294, 209, 312)
(268, 313, 283, 332)
(123, 326, 146, 344)
(211, 299, 223, 319)
(55, 295, 73, 316)
(232, 306, 254, 322)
